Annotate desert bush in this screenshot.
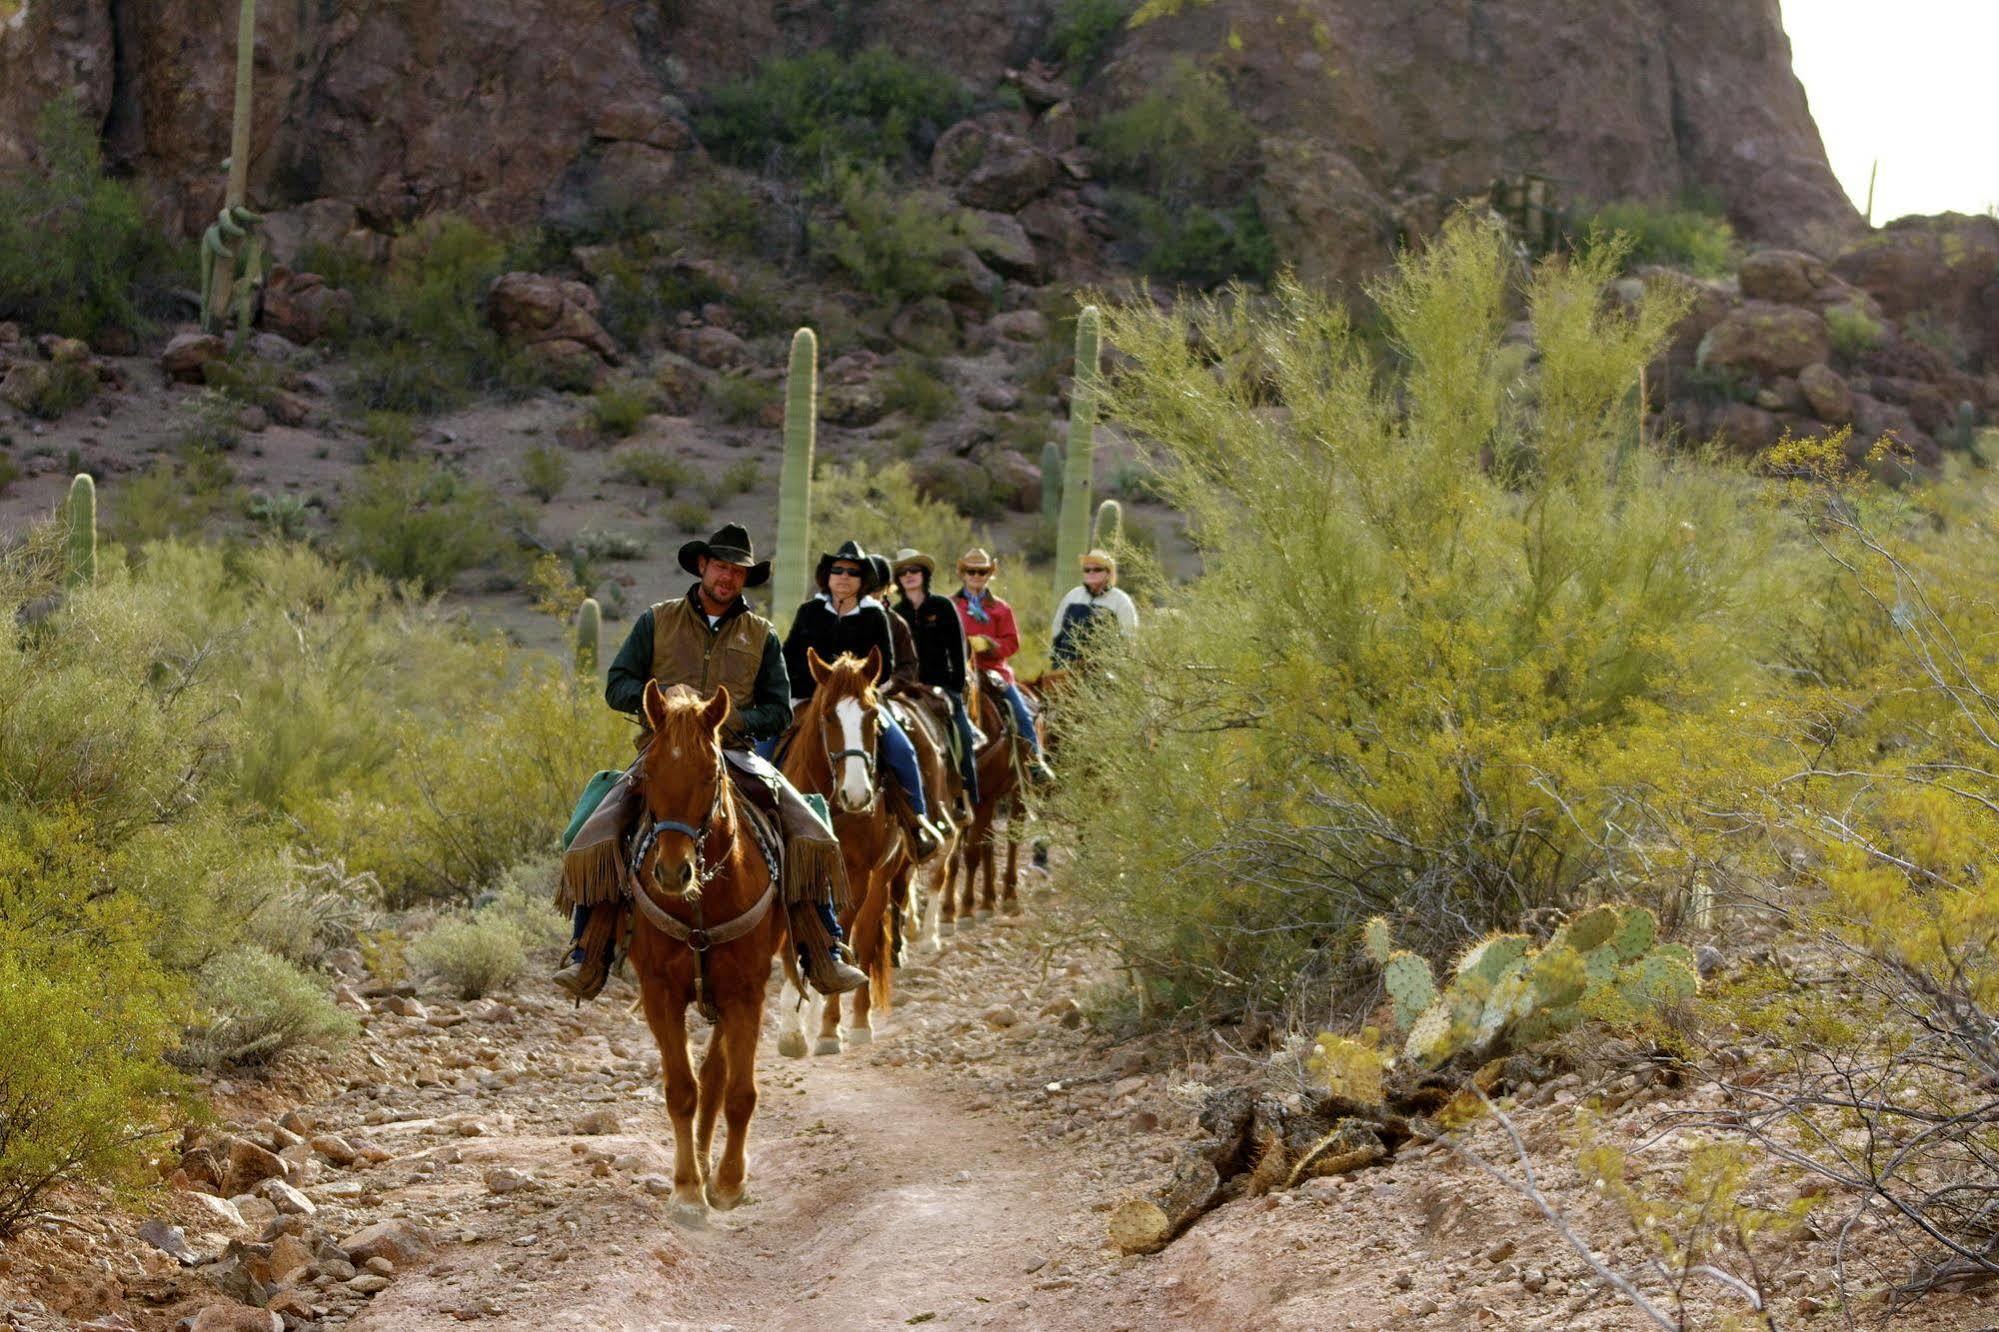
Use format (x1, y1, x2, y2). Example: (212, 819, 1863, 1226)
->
(699, 48, 971, 174)
(815, 162, 983, 304)
(1049, 217, 1790, 1017)
(0, 455, 18, 496)
(180, 947, 357, 1068)
(588, 382, 651, 437)
(12, 360, 98, 421)
(1093, 58, 1256, 201)
(883, 357, 956, 423)
(570, 526, 648, 562)
(408, 911, 527, 999)
(711, 373, 779, 425)
(1046, 0, 1134, 73)
(608, 447, 694, 494)
(1825, 302, 1886, 362)
(0, 99, 183, 343)
(177, 389, 244, 453)
(244, 490, 311, 541)
(666, 497, 714, 532)
(335, 459, 517, 594)
(360, 409, 417, 460)
(107, 451, 238, 559)
(1582, 197, 1739, 278)
(1108, 192, 1276, 287)
(520, 443, 569, 503)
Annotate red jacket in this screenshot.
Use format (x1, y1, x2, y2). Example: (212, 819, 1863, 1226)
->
(952, 588, 1020, 686)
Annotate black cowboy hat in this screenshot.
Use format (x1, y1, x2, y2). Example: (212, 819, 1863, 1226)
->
(815, 539, 878, 592)
(678, 522, 771, 587)
(866, 553, 893, 594)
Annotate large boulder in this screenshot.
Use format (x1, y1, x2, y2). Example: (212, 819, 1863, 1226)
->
(1797, 362, 1853, 425)
(339, 1219, 435, 1268)
(1253, 134, 1397, 294)
(485, 272, 619, 367)
(1833, 214, 1999, 336)
(1696, 302, 1831, 380)
(1853, 393, 1940, 467)
(161, 331, 228, 384)
(931, 118, 1057, 213)
(1704, 402, 1786, 454)
(257, 199, 362, 266)
(259, 267, 353, 346)
(967, 211, 1040, 281)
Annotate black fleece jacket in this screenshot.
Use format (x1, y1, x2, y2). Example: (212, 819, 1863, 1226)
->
(781, 596, 897, 702)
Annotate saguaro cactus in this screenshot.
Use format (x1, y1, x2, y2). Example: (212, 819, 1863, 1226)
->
(575, 597, 602, 679)
(1092, 497, 1123, 548)
(774, 327, 818, 631)
(202, 0, 264, 342)
(1053, 306, 1101, 605)
(1040, 440, 1063, 527)
(65, 473, 96, 589)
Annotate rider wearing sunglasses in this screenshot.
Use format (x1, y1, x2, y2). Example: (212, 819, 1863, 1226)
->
(951, 549, 1055, 785)
(1052, 548, 1139, 667)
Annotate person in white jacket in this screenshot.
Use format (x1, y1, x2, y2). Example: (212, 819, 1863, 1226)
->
(1051, 548, 1138, 667)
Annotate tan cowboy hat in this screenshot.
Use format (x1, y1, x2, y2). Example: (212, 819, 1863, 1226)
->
(956, 547, 998, 575)
(891, 547, 936, 577)
(1081, 548, 1118, 584)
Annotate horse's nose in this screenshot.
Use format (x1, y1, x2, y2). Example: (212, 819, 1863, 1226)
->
(678, 862, 693, 888)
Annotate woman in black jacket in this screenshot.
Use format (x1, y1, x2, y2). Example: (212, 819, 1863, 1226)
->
(889, 546, 980, 803)
(781, 541, 940, 857)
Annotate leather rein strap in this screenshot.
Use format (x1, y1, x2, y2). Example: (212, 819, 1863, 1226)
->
(626, 768, 775, 954)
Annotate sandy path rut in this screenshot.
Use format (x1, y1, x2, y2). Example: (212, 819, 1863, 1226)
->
(328, 912, 1147, 1332)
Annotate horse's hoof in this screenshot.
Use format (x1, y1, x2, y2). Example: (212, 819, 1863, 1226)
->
(813, 1036, 843, 1056)
(1001, 899, 1022, 916)
(974, 908, 994, 920)
(708, 1185, 748, 1211)
(937, 921, 955, 936)
(776, 1031, 808, 1059)
(847, 1025, 874, 1046)
(669, 1201, 709, 1229)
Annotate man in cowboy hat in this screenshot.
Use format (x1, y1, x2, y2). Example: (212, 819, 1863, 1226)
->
(552, 523, 867, 1000)
(890, 547, 981, 804)
(951, 548, 1054, 784)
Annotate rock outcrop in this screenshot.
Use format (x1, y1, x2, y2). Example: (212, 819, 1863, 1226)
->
(0, 0, 1857, 294)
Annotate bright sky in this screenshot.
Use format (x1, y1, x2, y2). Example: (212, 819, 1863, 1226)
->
(1783, 0, 1999, 223)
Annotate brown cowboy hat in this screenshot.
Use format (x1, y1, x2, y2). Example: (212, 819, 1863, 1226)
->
(678, 522, 771, 587)
(956, 547, 998, 575)
(891, 547, 936, 577)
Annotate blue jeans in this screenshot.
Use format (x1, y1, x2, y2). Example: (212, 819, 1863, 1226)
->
(1001, 682, 1041, 757)
(879, 716, 926, 817)
(947, 690, 981, 802)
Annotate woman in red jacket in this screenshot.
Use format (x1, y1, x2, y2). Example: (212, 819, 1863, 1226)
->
(950, 548, 1054, 784)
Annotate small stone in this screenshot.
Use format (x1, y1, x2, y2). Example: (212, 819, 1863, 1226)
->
(222, 1137, 287, 1196)
(573, 1109, 621, 1136)
(267, 1233, 313, 1282)
(485, 1167, 535, 1195)
(186, 1192, 247, 1230)
(980, 1005, 1020, 1029)
(137, 1218, 201, 1266)
(340, 1219, 435, 1268)
(365, 1256, 395, 1276)
(347, 1273, 392, 1294)
(258, 1179, 316, 1216)
(455, 1119, 493, 1138)
(1521, 1269, 1547, 1293)
(1393, 1272, 1415, 1291)
(189, 1306, 282, 1332)
(309, 1134, 358, 1166)
(1485, 1239, 1516, 1263)
(639, 1175, 674, 1197)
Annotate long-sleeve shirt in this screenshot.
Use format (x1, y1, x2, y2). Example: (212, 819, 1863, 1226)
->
(894, 591, 970, 694)
(781, 594, 897, 701)
(604, 595, 793, 742)
(1052, 585, 1139, 638)
(951, 587, 1021, 686)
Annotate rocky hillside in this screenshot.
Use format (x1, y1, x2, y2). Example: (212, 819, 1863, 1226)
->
(1, 0, 1854, 290)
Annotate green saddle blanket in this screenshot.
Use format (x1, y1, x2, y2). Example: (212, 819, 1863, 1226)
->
(562, 769, 623, 852)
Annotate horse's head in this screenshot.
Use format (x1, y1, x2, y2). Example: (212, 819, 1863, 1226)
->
(806, 645, 883, 813)
(637, 680, 731, 898)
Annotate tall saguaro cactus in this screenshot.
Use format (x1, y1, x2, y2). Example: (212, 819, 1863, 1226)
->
(774, 327, 818, 631)
(1040, 440, 1063, 527)
(201, 0, 263, 341)
(575, 597, 602, 679)
(1053, 306, 1101, 603)
(65, 473, 96, 589)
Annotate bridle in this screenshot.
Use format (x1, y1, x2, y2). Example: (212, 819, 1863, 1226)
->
(627, 752, 771, 964)
(816, 686, 880, 811)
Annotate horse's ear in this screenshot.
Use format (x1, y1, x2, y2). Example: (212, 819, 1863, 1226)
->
(862, 644, 883, 685)
(701, 685, 731, 734)
(643, 679, 670, 731)
(807, 648, 830, 684)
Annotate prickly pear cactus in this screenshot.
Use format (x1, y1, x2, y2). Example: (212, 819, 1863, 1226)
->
(1554, 905, 1619, 954)
(1361, 916, 1393, 967)
(1454, 933, 1531, 993)
(1381, 951, 1437, 1029)
(1402, 1001, 1457, 1067)
(1610, 906, 1658, 961)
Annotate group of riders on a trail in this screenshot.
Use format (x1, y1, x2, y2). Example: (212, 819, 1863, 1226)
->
(551, 518, 1138, 1005)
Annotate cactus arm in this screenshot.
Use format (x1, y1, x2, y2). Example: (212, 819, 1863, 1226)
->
(65, 474, 97, 589)
(1041, 440, 1063, 528)
(1092, 497, 1123, 548)
(576, 597, 602, 679)
(773, 327, 818, 630)
(1053, 305, 1101, 605)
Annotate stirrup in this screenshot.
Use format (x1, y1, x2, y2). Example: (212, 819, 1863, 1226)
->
(552, 954, 610, 1003)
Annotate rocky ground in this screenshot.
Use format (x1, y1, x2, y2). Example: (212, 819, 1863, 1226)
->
(4, 863, 1994, 1332)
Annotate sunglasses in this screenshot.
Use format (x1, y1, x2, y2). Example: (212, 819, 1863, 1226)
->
(897, 568, 924, 577)
(963, 568, 993, 576)
(829, 565, 864, 578)
(1082, 566, 1109, 574)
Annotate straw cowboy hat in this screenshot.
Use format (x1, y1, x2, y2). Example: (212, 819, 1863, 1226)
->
(956, 547, 998, 575)
(678, 522, 770, 587)
(890, 547, 936, 577)
(1081, 548, 1119, 585)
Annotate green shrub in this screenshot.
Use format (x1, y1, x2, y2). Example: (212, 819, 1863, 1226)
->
(335, 459, 516, 594)
(111, 448, 239, 548)
(177, 390, 244, 454)
(1051, 217, 1788, 1016)
(588, 382, 651, 437)
(361, 410, 417, 460)
(571, 526, 647, 562)
(666, 497, 714, 532)
(244, 491, 311, 541)
(0, 455, 17, 496)
(0, 99, 183, 343)
(242, 859, 376, 967)
(181, 947, 356, 1067)
(1046, 0, 1135, 73)
(711, 373, 779, 425)
(520, 443, 569, 503)
(608, 448, 694, 494)
(1826, 302, 1886, 361)
(1092, 58, 1256, 200)
(883, 357, 956, 423)
(12, 361, 98, 421)
(408, 911, 527, 999)
(815, 162, 982, 304)
(699, 48, 972, 173)
(1109, 192, 1276, 287)
(1583, 197, 1739, 278)
(720, 457, 761, 496)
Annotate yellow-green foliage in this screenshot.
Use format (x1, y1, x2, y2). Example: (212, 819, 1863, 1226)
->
(408, 911, 527, 999)
(181, 947, 359, 1068)
(1051, 216, 1788, 1014)
(1307, 1034, 1386, 1105)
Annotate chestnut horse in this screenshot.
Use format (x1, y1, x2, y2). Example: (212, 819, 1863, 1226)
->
(926, 672, 1026, 941)
(627, 681, 788, 1220)
(880, 685, 963, 963)
(778, 648, 902, 1054)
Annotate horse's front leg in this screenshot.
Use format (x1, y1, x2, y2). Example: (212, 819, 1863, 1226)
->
(709, 990, 766, 1210)
(694, 1006, 729, 1186)
(816, 988, 844, 1056)
(637, 980, 706, 1217)
(1001, 796, 1023, 915)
